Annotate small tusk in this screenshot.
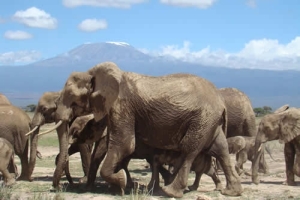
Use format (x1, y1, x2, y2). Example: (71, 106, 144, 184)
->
(38, 120, 63, 136)
(25, 126, 39, 136)
(258, 144, 262, 152)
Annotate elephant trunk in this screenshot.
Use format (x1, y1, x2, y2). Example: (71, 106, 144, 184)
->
(252, 140, 265, 184)
(52, 121, 69, 189)
(28, 126, 40, 181)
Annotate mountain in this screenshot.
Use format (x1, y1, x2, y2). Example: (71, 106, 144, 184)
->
(0, 41, 299, 109)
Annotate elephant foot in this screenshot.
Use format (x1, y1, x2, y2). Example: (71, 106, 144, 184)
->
(258, 168, 269, 174)
(5, 178, 16, 187)
(161, 185, 184, 198)
(244, 171, 252, 176)
(109, 184, 125, 196)
(286, 180, 297, 186)
(221, 186, 242, 197)
(188, 184, 198, 191)
(17, 175, 32, 182)
(214, 183, 223, 191)
(252, 176, 260, 185)
(116, 169, 127, 192)
(79, 176, 88, 184)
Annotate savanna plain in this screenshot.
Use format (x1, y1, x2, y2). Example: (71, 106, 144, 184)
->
(1, 113, 300, 200)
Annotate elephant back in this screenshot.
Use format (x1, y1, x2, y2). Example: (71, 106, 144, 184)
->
(0, 93, 11, 105)
(219, 88, 256, 138)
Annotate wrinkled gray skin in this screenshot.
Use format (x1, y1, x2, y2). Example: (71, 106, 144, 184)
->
(0, 137, 16, 186)
(68, 114, 173, 191)
(68, 114, 107, 188)
(252, 105, 300, 185)
(217, 88, 268, 173)
(227, 136, 275, 175)
(149, 149, 222, 193)
(55, 62, 242, 198)
(29, 91, 92, 184)
(0, 93, 33, 181)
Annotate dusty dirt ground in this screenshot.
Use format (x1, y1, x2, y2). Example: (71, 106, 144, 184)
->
(2, 117, 300, 200)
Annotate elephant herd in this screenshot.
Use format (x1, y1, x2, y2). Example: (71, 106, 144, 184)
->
(1, 61, 300, 198)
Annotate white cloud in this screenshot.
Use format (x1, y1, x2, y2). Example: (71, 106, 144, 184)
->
(246, 0, 256, 8)
(78, 19, 107, 32)
(63, 0, 147, 8)
(144, 37, 300, 70)
(160, 0, 216, 9)
(12, 7, 57, 29)
(0, 51, 41, 65)
(4, 30, 33, 40)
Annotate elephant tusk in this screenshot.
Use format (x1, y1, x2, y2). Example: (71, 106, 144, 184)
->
(25, 126, 39, 136)
(258, 144, 262, 152)
(38, 120, 63, 136)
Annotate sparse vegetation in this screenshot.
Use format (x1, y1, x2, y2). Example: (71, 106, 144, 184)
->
(253, 106, 273, 117)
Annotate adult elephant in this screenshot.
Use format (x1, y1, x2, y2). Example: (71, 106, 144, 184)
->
(218, 88, 268, 173)
(54, 62, 242, 198)
(26, 91, 93, 183)
(0, 93, 34, 181)
(252, 105, 300, 185)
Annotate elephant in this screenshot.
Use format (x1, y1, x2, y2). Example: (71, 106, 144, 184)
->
(252, 104, 300, 185)
(227, 136, 275, 175)
(216, 88, 269, 174)
(54, 61, 242, 198)
(0, 95, 33, 181)
(26, 91, 93, 184)
(0, 93, 11, 105)
(68, 114, 173, 191)
(148, 149, 222, 193)
(67, 113, 107, 188)
(0, 137, 16, 186)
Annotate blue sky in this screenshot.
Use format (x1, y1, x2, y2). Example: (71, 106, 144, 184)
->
(0, 0, 299, 70)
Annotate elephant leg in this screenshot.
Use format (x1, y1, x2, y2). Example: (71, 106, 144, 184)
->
(78, 143, 92, 183)
(119, 156, 135, 189)
(235, 151, 247, 175)
(1, 168, 16, 186)
(206, 166, 223, 191)
(284, 142, 296, 186)
(159, 165, 173, 186)
(148, 156, 161, 192)
(207, 129, 242, 196)
(8, 157, 18, 178)
(258, 152, 269, 174)
(188, 172, 202, 191)
(17, 141, 30, 181)
(86, 138, 107, 190)
(100, 127, 136, 196)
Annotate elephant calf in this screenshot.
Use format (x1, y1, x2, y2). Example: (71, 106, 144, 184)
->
(227, 136, 274, 175)
(0, 138, 16, 186)
(149, 149, 222, 193)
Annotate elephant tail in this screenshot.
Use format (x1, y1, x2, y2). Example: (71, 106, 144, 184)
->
(222, 108, 228, 137)
(265, 145, 276, 161)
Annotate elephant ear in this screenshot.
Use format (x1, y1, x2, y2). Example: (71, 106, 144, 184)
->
(278, 108, 300, 143)
(88, 62, 122, 121)
(273, 104, 289, 114)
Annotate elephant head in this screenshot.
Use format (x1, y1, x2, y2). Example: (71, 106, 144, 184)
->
(252, 104, 300, 184)
(52, 62, 121, 188)
(25, 91, 66, 185)
(68, 114, 108, 145)
(56, 61, 122, 122)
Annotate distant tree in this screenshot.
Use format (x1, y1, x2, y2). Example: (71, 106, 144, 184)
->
(253, 107, 264, 117)
(26, 104, 36, 112)
(263, 106, 272, 114)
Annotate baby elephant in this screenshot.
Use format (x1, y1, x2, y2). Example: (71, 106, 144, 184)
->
(227, 136, 274, 175)
(0, 138, 16, 186)
(149, 150, 222, 193)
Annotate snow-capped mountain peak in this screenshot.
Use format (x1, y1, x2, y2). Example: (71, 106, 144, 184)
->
(106, 41, 130, 46)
